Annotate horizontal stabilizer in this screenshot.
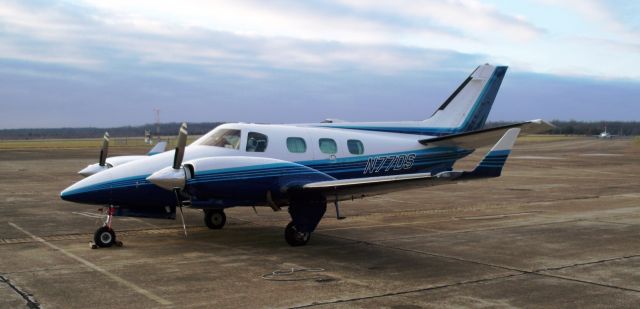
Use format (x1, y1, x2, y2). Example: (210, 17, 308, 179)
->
(461, 128, 520, 178)
(419, 119, 553, 149)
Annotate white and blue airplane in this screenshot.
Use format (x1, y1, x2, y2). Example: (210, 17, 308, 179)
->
(60, 64, 552, 247)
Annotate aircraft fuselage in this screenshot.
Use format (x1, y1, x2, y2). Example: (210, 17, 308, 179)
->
(61, 123, 471, 210)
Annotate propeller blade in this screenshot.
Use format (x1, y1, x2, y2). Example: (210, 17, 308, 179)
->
(173, 189, 188, 237)
(178, 205, 187, 237)
(99, 132, 110, 166)
(173, 123, 188, 169)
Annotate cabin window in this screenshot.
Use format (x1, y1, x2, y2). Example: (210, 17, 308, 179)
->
(347, 139, 364, 155)
(246, 132, 268, 152)
(287, 137, 307, 153)
(319, 138, 337, 154)
(200, 129, 241, 149)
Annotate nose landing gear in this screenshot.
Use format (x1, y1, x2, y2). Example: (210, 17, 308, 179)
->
(91, 206, 123, 249)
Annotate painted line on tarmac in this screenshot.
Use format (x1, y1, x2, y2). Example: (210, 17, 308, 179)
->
(72, 211, 104, 219)
(8, 222, 172, 306)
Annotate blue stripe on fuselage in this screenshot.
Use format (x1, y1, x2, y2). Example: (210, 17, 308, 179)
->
(62, 147, 473, 207)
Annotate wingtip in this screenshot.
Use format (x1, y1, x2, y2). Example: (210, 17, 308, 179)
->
(524, 119, 555, 133)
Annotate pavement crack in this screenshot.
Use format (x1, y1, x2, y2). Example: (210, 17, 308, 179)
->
(291, 273, 524, 308)
(530, 272, 640, 293)
(534, 254, 640, 273)
(0, 275, 40, 309)
(588, 219, 637, 226)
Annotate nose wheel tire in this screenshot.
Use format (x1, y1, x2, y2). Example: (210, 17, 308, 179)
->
(284, 221, 310, 247)
(94, 226, 116, 248)
(204, 209, 226, 229)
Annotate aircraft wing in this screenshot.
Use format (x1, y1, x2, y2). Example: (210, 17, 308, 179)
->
(418, 119, 553, 148)
(301, 128, 522, 202)
(302, 172, 446, 200)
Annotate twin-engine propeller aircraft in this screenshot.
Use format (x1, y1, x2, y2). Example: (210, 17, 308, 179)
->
(61, 64, 552, 247)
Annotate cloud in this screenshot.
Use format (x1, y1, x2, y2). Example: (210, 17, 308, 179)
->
(543, 0, 634, 36)
(2, 0, 638, 78)
(335, 0, 545, 42)
(0, 0, 485, 77)
(0, 0, 639, 129)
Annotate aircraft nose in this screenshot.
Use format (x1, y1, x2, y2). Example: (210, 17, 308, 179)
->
(60, 183, 91, 203)
(60, 177, 111, 205)
(60, 186, 77, 202)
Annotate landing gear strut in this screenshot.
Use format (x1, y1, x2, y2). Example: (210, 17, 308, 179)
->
(204, 209, 226, 229)
(92, 206, 123, 249)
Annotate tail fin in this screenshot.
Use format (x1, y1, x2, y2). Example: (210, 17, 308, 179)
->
(426, 64, 507, 133)
(147, 141, 167, 156)
(463, 128, 520, 178)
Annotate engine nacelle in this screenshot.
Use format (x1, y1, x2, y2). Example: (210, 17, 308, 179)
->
(181, 156, 334, 207)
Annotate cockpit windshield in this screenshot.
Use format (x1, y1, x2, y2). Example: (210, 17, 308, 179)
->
(196, 129, 241, 149)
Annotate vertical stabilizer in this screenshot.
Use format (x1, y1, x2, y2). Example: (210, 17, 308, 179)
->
(147, 141, 167, 156)
(426, 64, 507, 133)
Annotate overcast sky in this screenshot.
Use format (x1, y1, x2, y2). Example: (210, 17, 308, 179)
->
(0, 0, 638, 129)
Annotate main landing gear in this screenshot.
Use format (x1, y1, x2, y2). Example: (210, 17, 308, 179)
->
(91, 206, 123, 249)
(284, 221, 310, 246)
(285, 194, 327, 247)
(204, 209, 226, 229)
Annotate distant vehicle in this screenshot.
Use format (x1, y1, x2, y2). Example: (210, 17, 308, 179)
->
(61, 64, 552, 248)
(144, 129, 152, 144)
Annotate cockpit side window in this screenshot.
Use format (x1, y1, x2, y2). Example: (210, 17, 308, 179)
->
(246, 132, 268, 152)
(199, 129, 241, 149)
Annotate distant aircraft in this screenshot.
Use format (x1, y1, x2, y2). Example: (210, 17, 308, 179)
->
(78, 135, 166, 177)
(597, 126, 615, 139)
(60, 64, 552, 248)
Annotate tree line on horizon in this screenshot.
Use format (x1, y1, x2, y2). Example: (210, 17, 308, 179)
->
(487, 120, 640, 136)
(0, 121, 638, 140)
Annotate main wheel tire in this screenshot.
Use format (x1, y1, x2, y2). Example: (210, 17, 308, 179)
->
(94, 226, 116, 248)
(284, 221, 310, 247)
(204, 209, 226, 229)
